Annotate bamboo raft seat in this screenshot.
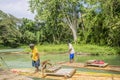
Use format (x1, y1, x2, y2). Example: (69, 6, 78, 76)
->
(46, 68, 76, 78)
(86, 63, 108, 67)
(41, 60, 76, 78)
(46, 65, 62, 72)
(85, 60, 108, 67)
(41, 60, 62, 72)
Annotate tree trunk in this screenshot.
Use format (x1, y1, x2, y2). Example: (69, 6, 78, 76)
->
(70, 25, 77, 42)
(65, 14, 78, 42)
(72, 28, 77, 42)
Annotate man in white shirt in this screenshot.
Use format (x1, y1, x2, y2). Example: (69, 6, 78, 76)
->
(68, 42, 75, 63)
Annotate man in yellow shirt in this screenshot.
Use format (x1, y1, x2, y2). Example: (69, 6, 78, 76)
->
(29, 44, 40, 73)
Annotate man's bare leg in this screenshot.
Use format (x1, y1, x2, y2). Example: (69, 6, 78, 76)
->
(34, 66, 39, 73)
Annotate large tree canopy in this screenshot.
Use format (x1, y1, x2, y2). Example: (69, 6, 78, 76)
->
(29, 0, 82, 42)
(28, 0, 120, 46)
(0, 0, 120, 47)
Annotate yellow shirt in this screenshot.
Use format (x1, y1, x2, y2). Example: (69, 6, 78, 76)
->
(32, 47, 39, 61)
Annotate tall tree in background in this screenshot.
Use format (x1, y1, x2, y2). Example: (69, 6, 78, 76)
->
(29, 0, 81, 42)
(59, 0, 81, 42)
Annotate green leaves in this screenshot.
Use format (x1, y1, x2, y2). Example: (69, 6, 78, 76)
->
(0, 10, 21, 47)
(1, 0, 119, 46)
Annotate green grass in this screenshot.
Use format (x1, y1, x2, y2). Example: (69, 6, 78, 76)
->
(22, 44, 119, 55)
(74, 44, 118, 55)
(0, 44, 119, 55)
(22, 44, 68, 54)
(0, 45, 11, 49)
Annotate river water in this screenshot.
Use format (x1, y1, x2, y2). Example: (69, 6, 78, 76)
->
(0, 50, 120, 75)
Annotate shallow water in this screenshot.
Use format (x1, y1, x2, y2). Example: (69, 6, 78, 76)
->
(0, 52, 120, 75)
(0, 48, 24, 53)
(63, 66, 120, 74)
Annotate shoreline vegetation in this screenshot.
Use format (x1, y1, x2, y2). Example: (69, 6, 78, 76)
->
(22, 44, 120, 55)
(0, 44, 119, 55)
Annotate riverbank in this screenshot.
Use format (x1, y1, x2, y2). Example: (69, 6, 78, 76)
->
(22, 44, 120, 55)
(0, 44, 120, 55)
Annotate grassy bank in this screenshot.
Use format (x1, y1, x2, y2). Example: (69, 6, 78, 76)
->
(22, 44, 120, 55)
(0, 44, 119, 55)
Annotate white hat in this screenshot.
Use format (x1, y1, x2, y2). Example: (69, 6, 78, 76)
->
(29, 44, 35, 47)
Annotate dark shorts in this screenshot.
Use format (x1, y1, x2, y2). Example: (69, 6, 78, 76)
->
(32, 59, 40, 67)
(69, 53, 74, 60)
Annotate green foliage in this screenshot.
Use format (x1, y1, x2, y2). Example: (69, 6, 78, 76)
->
(23, 44, 119, 55)
(78, 0, 120, 47)
(0, 10, 21, 47)
(29, 0, 82, 42)
(22, 31, 36, 44)
(0, 0, 120, 47)
(19, 18, 39, 44)
(23, 0, 120, 46)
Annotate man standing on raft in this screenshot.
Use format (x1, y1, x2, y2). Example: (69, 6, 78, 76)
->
(29, 44, 40, 73)
(68, 42, 75, 63)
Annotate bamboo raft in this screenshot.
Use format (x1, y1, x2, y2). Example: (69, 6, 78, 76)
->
(11, 63, 76, 78)
(59, 62, 120, 72)
(9, 60, 120, 79)
(10, 68, 120, 80)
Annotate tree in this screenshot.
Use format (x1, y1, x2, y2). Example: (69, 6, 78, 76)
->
(29, 0, 81, 42)
(82, 0, 120, 46)
(0, 10, 21, 47)
(28, 0, 120, 46)
(19, 18, 37, 44)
